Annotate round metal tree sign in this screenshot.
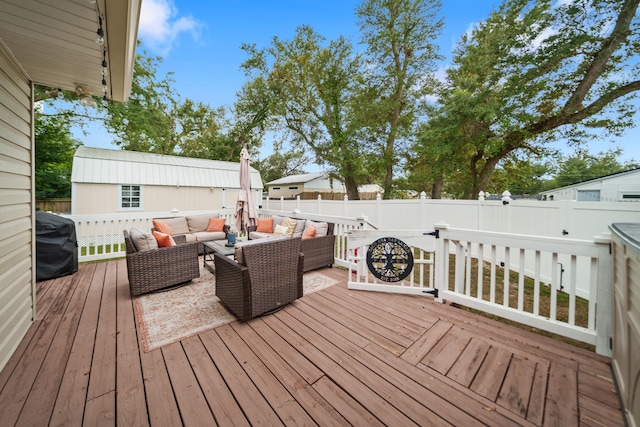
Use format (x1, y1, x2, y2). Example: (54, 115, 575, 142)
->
(366, 237, 414, 282)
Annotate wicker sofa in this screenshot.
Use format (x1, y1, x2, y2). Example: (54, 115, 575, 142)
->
(246, 216, 335, 272)
(215, 237, 304, 321)
(152, 213, 229, 254)
(123, 230, 200, 296)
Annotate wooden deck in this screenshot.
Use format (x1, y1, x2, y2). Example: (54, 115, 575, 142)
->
(0, 259, 624, 426)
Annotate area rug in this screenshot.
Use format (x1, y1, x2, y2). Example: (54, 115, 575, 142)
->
(133, 261, 340, 352)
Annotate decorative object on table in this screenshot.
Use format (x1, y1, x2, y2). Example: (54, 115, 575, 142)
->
(133, 258, 339, 352)
(226, 224, 237, 247)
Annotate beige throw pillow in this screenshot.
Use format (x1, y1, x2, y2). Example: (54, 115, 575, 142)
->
(129, 228, 158, 251)
(273, 224, 289, 236)
(280, 218, 297, 237)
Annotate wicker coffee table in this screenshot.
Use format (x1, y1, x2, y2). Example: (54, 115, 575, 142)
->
(203, 240, 243, 273)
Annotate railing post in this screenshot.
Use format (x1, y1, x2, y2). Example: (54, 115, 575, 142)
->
(317, 194, 322, 214)
(433, 222, 449, 303)
(343, 194, 348, 217)
(594, 232, 612, 356)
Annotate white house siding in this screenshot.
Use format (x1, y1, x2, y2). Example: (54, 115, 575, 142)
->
(541, 169, 640, 202)
(0, 41, 35, 372)
(72, 183, 240, 214)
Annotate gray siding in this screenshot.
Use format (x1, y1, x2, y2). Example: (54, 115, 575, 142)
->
(0, 40, 34, 372)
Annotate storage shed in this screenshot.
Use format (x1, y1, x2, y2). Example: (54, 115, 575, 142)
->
(540, 168, 640, 202)
(71, 147, 263, 215)
(265, 172, 346, 200)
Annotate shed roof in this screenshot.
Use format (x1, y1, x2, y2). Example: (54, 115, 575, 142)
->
(266, 172, 326, 186)
(539, 167, 640, 194)
(72, 147, 263, 189)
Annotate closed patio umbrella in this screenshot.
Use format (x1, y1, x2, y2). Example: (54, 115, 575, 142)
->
(235, 145, 258, 234)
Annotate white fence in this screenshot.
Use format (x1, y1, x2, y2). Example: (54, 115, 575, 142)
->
(346, 224, 612, 356)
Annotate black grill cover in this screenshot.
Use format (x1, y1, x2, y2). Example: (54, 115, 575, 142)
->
(36, 211, 78, 281)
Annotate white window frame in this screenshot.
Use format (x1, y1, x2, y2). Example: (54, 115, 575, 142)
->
(119, 184, 143, 211)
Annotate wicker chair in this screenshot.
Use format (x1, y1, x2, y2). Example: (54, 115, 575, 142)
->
(123, 230, 200, 296)
(214, 237, 304, 321)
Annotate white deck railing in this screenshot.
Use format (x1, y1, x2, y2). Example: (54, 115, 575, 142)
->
(346, 223, 612, 356)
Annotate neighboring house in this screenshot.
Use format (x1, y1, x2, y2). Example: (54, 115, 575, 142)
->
(358, 184, 385, 200)
(72, 147, 263, 215)
(266, 173, 346, 199)
(0, 1, 140, 371)
(540, 168, 640, 202)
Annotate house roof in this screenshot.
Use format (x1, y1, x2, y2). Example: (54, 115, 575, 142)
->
(0, 0, 140, 102)
(72, 147, 263, 190)
(266, 172, 327, 186)
(539, 167, 640, 194)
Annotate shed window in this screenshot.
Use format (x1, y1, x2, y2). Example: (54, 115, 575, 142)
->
(120, 185, 142, 209)
(288, 186, 299, 190)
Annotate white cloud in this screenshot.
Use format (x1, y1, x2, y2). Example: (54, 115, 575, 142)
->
(138, 0, 202, 55)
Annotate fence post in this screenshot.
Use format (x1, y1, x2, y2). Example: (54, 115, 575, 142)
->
(478, 191, 485, 230)
(433, 222, 449, 303)
(317, 194, 322, 214)
(502, 190, 512, 233)
(343, 194, 349, 217)
(594, 232, 612, 356)
(296, 195, 300, 211)
(420, 192, 427, 229)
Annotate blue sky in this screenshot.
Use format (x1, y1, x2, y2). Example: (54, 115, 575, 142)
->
(79, 0, 639, 166)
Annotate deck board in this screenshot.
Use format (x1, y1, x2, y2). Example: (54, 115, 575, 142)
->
(0, 260, 625, 426)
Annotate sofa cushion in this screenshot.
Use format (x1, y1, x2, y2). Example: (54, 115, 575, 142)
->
(304, 220, 328, 237)
(129, 228, 158, 251)
(272, 215, 286, 231)
(185, 213, 219, 232)
(291, 219, 306, 238)
(234, 235, 289, 265)
(152, 219, 173, 235)
(192, 231, 226, 242)
(249, 231, 273, 240)
(256, 217, 273, 233)
(160, 217, 191, 235)
(153, 231, 176, 247)
(205, 217, 226, 232)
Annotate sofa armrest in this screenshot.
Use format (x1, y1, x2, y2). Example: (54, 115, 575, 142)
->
(301, 233, 335, 272)
(214, 253, 251, 320)
(126, 241, 199, 296)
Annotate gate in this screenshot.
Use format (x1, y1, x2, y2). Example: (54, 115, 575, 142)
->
(346, 229, 439, 298)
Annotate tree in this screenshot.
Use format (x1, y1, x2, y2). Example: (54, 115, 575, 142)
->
(356, 0, 443, 198)
(34, 112, 80, 199)
(105, 45, 231, 158)
(252, 140, 309, 184)
(238, 26, 367, 199)
(414, 0, 640, 198)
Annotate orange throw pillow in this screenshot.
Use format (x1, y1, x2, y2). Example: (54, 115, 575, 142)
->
(256, 217, 273, 233)
(153, 219, 173, 235)
(206, 217, 226, 232)
(302, 224, 316, 239)
(153, 231, 176, 247)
